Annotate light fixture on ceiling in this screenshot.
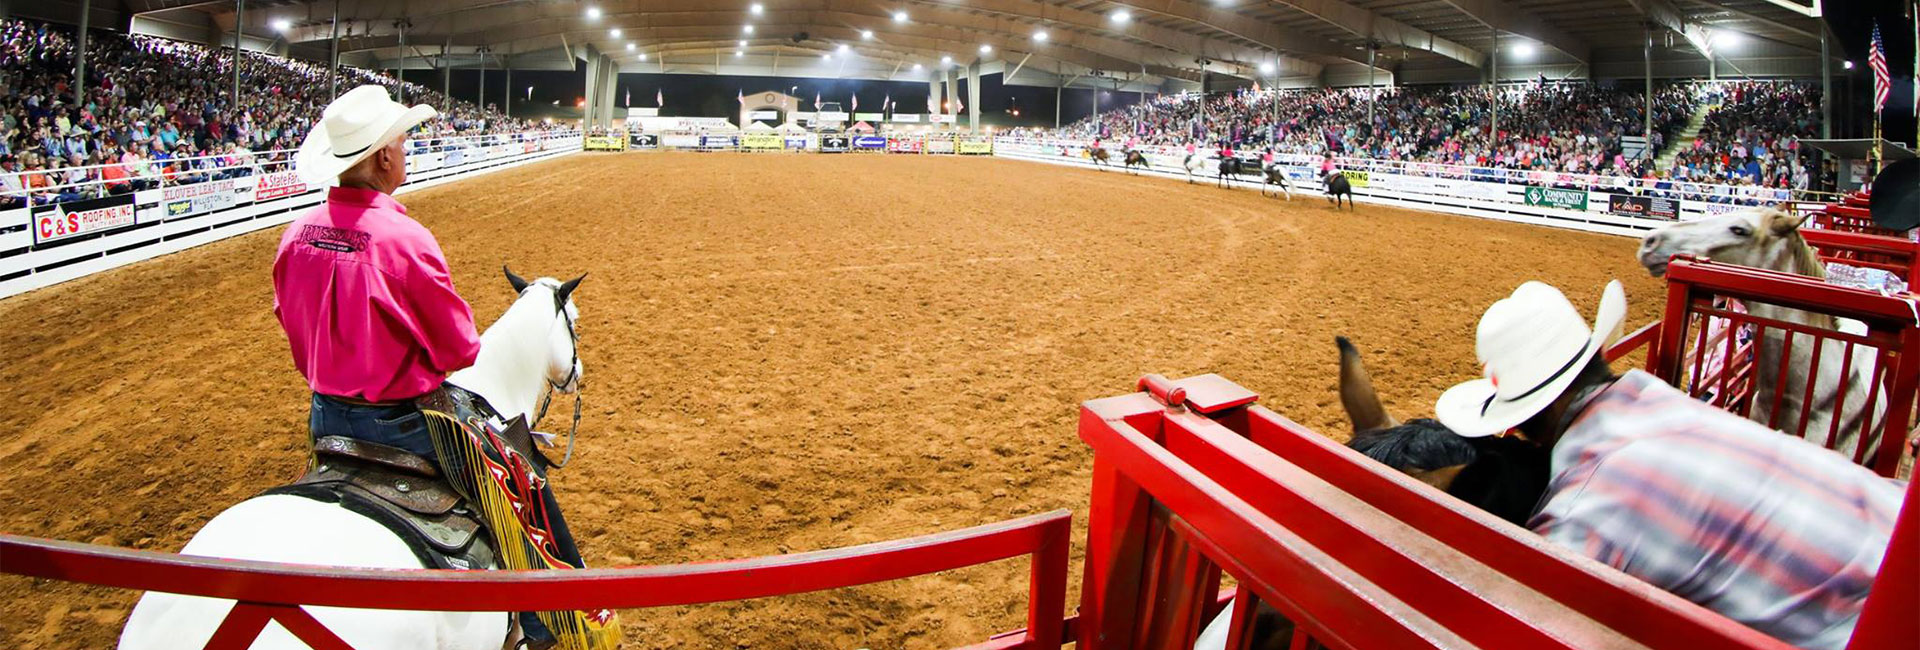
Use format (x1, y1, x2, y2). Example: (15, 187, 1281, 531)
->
(743, 25, 755, 34)
(271, 18, 291, 32)
(1111, 9, 1131, 24)
(979, 44, 992, 54)
(1033, 30, 1048, 42)
(750, 3, 764, 15)
(739, 40, 748, 47)
(838, 43, 851, 53)
(1843, 60, 1853, 69)
(585, 6, 601, 20)
(1511, 42, 1534, 58)
(639, 53, 649, 60)
(862, 29, 875, 40)
(1259, 62, 1276, 74)
(894, 10, 909, 23)
(735, 50, 744, 57)
(1713, 30, 1740, 48)
(941, 55, 952, 64)
(912, 62, 923, 70)
(610, 28, 622, 38)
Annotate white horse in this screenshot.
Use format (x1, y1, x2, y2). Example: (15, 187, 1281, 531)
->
(1182, 153, 1214, 184)
(118, 269, 587, 650)
(1638, 207, 1886, 462)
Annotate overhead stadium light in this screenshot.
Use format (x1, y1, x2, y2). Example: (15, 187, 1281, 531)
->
(894, 10, 909, 23)
(271, 19, 291, 33)
(941, 55, 952, 64)
(912, 62, 923, 70)
(979, 44, 992, 54)
(610, 28, 622, 38)
(1713, 30, 1739, 48)
(823, 53, 832, 60)
(862, 29, 875, 40)
(1259, 62, 1276, 74)
(585, 6, 602, 19)
(743, 25, 755, 34)
(1511, 42, 1534, 58)
(1111, 9, 1131, 24)
(1843, 60, 1854, 69)
(626, 42, 636, 51)
(838, 43, 851, 53)
(1033, 30, 1048, 42)
(739, 39, 748, 47)
(750, 3, 764, 15)
(735, 50, 744, 57)
(639, 53, 649, 61)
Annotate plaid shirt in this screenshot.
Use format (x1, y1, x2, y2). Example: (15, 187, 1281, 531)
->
(1530, 370, 1905, 650)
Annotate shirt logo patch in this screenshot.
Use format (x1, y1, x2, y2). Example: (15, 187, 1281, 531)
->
(302, 224, 370, 254)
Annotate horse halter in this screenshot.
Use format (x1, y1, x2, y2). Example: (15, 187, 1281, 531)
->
(531, 287, 583, 470)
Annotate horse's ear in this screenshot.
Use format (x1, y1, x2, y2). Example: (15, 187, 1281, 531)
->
(556, 273, 587, 304)
(1337, 336, 1401, 433)
(504, 266, 531, 294)
(1765, 208, 1811, 236)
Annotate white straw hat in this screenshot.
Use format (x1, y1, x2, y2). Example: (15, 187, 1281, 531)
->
(296, 85, 435, 184)
(1435, 280, 1627, 437)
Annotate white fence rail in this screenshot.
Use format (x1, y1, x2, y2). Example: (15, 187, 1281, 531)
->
(1, 131, 582, 299)
(992, 137, 1836, 238)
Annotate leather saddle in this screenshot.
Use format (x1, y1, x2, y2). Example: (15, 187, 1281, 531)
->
(263, 435, 497, 571)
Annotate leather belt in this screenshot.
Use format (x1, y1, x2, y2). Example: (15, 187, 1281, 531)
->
(318, 393, 409, 408)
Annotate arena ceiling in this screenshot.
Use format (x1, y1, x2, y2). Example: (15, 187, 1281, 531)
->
(93, 0, 1833, 89)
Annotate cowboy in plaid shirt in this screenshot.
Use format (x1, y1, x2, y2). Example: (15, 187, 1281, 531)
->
(1437, 281, 1904, 650)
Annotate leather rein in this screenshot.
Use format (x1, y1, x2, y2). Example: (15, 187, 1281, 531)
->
(531, 288, 582, 470)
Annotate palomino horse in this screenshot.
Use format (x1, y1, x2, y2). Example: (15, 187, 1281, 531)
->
(1638, 207, 1887, 463)
(1193, 337, 1549, 650)
(118, 269, 588, 650)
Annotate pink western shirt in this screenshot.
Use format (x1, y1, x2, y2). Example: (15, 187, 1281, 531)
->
(273, 187, 480, 403)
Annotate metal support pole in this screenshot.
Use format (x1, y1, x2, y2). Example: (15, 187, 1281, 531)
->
(1644, 24, 1653, 165)
(478, 49, 486, 111)
(1489, 27, 1499, 144)
(442, 35, 452, 111)
(397, 22, 407, 104)
(1820, 31, 1832, 139)
(503, 50, 512, 118)
(74, 0, 89, 105)
(232, 0, 244, 109)
(1054, 81, 1062, 129)
(328, 1, 339, 100)
(968, 61, 981, 132)
(1367, 45, 1377, 134)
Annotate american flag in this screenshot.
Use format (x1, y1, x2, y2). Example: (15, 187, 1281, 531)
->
(656, 89, 663, 107)
(1868, 22, 1889, 114)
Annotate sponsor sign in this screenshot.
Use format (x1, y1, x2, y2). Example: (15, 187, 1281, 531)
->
(444, 148, 468, 167)
(929, 114, 955, 124)
(662, 134, 701, 148)
(926, 137, 956, 154)
(583, 136, 628, 151)
(956, 138, 993, 155)
(632, 107, 661, 117)
(819, 135, 851, 152)
(1608, 193, 1680, 220)
(1338, 170, 1370, 188)
(1523, 185, 1587, 211)
(742, 133, 784, 150)
(817, 111, 850, 122)
(254, 170, 309, 202)
(891, 114, 922, 123)
(35, 194, 136, 244)
(854, 135, 886, 149)
(749, 110, 780, 121)
(854, 112, 885, 122)
(785, 136, 811, 150)
(157, 179, 240, 221)
(700, 135, 738, 149)
(887, 137, 924, 153)
(629, 133, 660, 148)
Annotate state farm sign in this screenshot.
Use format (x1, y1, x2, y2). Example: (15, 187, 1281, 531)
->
(254, 171, 309, 201)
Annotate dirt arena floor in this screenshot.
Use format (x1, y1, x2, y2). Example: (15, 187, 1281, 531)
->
(0, 151, 1664, 649)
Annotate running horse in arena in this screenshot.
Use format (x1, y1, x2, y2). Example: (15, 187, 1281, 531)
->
(1638, 206, 1888, 463)
(1087, 146, 1113, 168)
(1123, 150, 1151, 174)
(1181, 152, 1213, 184)
(119, 269, 599, 650)
(1193, 336, 1550, 650)
(1324, 172, 1354, 209)
(1260, 163, 1293, 200)
(1215, 156, 1260, 189)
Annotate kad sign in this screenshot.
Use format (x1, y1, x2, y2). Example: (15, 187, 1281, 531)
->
(159, 179, 240, 220)
(255, 171, 309, 201)
(35, 194, 136, 245)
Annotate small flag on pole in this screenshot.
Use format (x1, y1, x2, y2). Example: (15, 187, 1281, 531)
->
(656, 89, 664, 107)
(1868, 21, 1890, 114)
(624, 88, 630, 108)
(852, 93, 858, 111)
(738, 88, 746, 105)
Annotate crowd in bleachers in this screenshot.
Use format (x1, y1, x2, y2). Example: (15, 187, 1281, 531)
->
(1018, 79, 1821, 197)
(0, 18, 545, 208)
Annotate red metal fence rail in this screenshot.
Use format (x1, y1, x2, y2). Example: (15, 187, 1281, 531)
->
(1077, 373, 1915, 650)
(0, 510, 1070, 650)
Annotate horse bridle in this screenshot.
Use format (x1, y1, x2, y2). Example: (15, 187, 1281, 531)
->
(531, 288, 582, 470)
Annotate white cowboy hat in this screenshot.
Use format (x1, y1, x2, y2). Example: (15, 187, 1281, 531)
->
(1435, 280, 1627, 437)
(296, 85, 435, 184)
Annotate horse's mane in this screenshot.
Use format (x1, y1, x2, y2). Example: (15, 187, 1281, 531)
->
(1781, 228, 1829, 281)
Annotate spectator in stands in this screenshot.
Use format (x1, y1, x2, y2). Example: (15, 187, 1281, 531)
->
(1431, 280, 1902, 650)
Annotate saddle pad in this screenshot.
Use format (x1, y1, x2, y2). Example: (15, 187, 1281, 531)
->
(421, 397, 621, 650)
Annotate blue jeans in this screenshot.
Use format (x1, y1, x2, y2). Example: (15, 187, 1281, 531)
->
(307, 394, 437, 465)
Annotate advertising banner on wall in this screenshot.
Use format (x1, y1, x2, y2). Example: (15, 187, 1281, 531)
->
(929, 114, 955, 124)
(926, 137, 956, 154)
(1608, 193, 1680, 220)
(956, 137, 993, 155)
(819, 134, 851, 152)
(629, 133, 659, 148)
(1338, 170, 1370, 188)
(254, 171, 310, 202)
(854, 135, 886, 150)
(443, 148, 468, 168)
(35, 194, 136, 245)
(583, 136, 628, 151)
(1523, 186, 1587, 211)
(887, 137, 923, 153)
(742, 133, 784, 150)
(891, 114, 922, 123)
(785, 136, 811, 150)
(156, 179, 241, 221)
(700, 135, 739, 149)
(662, 134, 701, 149)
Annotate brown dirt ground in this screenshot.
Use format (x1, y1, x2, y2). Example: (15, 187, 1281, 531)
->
(0, 152, 1664, 649)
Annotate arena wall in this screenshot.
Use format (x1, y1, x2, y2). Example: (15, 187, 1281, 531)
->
(0, 132, 582, 299)
(990, 138, 1815, 238)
